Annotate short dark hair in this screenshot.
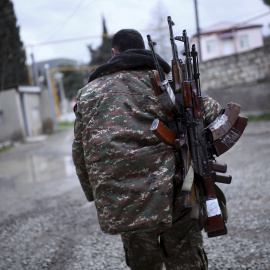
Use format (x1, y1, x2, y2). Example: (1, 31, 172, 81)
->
(111, 29, 145, 52)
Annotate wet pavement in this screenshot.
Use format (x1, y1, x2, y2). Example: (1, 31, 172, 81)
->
(0, 121, 270, 269)
(0, 128, 78, 222)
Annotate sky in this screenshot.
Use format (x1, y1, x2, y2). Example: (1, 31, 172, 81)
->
(12, 0, 270, 65)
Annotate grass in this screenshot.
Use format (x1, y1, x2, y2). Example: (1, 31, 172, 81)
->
(246, 112, 270, 122)
(0, 144, 13, 153)
(58, 121, 74, 127)
(52, 121, 74, 134)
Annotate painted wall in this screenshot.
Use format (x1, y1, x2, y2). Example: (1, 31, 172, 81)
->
(24, 93, 42, 137)
(0, 86, 54, 143)
(192, 26, 264, 62)
(0, 89, 25, 142)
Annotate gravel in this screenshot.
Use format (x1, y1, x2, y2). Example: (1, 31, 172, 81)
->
(0, 121, 269, 270)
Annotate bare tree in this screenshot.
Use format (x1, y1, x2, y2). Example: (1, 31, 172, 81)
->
(147, 1, 171, 63)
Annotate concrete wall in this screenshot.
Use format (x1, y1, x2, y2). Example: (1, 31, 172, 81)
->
(0, 90, 25, 142)
(0, 87, 50, 143)
(205, 81, 270, 114)
(24, 93, 43, 137)
(39, 88, 55, 134)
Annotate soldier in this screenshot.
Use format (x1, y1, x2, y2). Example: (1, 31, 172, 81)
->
(72, 29, 221, 270)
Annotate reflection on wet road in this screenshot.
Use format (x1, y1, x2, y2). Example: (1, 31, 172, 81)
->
(0, 153, 75, 187)
(0, 128, 80, 221)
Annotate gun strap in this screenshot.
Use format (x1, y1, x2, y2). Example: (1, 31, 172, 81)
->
(73, 103, 77, 113)
(214, 184, 229, 222)
(190, 203, 200, 219)
(190, 183, 228, 222)
(181, 165, 194, 192)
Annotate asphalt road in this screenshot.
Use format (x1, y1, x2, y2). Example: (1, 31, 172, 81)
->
(0, 121, 269, 270)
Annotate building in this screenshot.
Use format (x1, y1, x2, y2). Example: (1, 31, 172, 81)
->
(0, 86, 56, 144)
(191, 22, 264, 62)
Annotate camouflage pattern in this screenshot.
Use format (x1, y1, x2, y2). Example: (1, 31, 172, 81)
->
(121, 200, 208, 270)
(72, 69, 222, 235)
(202, 96, 222, 126)
(73, 69, 176, 234)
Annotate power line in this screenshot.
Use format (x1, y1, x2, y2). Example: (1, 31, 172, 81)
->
(25, 26, 167, 48)
(25, 10, 270, 49)
(26, 0, 88, 58)
(200, 10, 270, 37)
(44, 0, 87, 41)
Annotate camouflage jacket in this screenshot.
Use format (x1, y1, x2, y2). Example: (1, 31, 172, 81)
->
(72, 51, 221, 234)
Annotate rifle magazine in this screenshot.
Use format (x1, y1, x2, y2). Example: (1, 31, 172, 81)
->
(213, 115, 248, 156)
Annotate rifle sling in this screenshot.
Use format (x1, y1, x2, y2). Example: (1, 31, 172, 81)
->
(214, 184, 229, 222)
(181, 165, 194, 192)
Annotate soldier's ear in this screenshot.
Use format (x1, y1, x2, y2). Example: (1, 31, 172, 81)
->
(111, 48, 120, 57)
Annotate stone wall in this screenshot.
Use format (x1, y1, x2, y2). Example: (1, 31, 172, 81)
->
(200, 45, 270, 90)
(205, 81, 270, 114)
(199, 45, 270, 113)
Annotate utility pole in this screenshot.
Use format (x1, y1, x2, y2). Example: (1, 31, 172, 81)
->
(54, 72, 67, 114)
(31, 52, 40, 86)
(194, 0, 202, 62)
(45, 64, 59, 132)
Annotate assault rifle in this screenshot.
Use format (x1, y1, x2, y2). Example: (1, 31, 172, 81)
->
(147, 16, 248, 237)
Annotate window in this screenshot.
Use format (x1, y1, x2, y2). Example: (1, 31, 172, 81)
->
(223, 38, 233, 55)
(240, 35, 249, 49)
(206, 40, 216, 53)
(0, 111, 3, 124)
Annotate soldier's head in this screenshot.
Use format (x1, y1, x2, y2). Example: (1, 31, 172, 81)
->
(111, 29, 145, 56)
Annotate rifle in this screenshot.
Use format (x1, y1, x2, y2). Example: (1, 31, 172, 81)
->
(175, 30, 229, 234)
(147, 18, 243, 236)
(167, 16, 184, 94)
(147, 34, 195, 206)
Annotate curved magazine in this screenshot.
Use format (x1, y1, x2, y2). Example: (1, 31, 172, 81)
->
(213, 116, 248, 156)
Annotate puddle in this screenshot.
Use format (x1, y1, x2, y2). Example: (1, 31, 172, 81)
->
(0, 154, 76, 188)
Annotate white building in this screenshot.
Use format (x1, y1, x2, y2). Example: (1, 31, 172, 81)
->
(191, 22, 264, 62)
(0, 86, 56, 143)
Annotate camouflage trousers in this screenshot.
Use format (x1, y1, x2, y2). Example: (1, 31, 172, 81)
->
(121, 192, 208, 270)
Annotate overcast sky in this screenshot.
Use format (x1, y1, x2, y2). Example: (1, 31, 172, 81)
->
(12, 0, 270, 64)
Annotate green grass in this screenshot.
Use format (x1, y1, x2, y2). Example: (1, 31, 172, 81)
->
(52, 122, 74, 135)
(247, 112, 270, 122)
(0, 145, 13, 153)
(58, 121, 74, 127)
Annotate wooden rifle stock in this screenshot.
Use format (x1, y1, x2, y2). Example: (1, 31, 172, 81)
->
(148, 70, 162, 96)
(207, 225, 228, 238)
(150, 119, 177, 146)
(148, 70, 175, 119)
(202, 177, 225, 232)
(171, 60, 183, 94)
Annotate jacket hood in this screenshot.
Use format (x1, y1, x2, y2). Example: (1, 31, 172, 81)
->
(88, 49, 171, 83)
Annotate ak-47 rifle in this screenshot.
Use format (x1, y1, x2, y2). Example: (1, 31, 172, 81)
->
(167, 16, 184, 94)
(147, 34, 194, 206)
(147, 16, 248, 237)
